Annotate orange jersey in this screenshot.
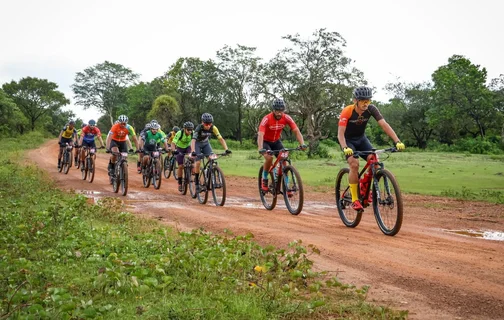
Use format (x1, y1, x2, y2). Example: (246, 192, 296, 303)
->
(338, 104, 383, 138)
(108, 123, 135, 142)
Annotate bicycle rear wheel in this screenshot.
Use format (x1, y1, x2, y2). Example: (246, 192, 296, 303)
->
(63, 152, 71, 174)
(81, 158, 88, 180)
(258, 166, 277, 210)
(142, 165, 151, 188)
(372, 169, 403, 236)
(211, 166, 226, 206)
(87, 157, 95, 183)
(282, 165, 303, 215)
(196, 168, 208, 204)
(153, 159, 162, 190)
(112, 164, 120, 193)
(120, 162, 128, 196)
(335, 168, 362, 227)
(163, 156, 172, 178)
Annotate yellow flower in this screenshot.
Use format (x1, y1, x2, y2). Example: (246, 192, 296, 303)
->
(254, 265, 265, 273)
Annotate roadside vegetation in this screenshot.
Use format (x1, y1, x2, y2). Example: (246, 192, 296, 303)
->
(0, 133, 408, 319)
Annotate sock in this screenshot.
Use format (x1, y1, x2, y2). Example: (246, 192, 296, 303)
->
(178, 177, 182, 184)
(262, 170, 268, 180)
(350, 183, 359, 202)
(195, 173, 199, 183)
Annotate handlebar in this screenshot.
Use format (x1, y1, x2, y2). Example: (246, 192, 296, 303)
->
(261, 146, 304, 156)
(351, 147, 398, 158)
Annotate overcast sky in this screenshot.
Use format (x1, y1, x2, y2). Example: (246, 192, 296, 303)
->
(1, 0, 502, 123)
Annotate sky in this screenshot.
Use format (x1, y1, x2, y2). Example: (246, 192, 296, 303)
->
(1, 0, 502, 123)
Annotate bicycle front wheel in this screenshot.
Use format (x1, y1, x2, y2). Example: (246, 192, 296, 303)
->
(163, 156, 172, 178)
(282, 165, 303, 215)
(172, 160, 178, 180)
(87, 157, 95, 183)
(211, 166, 226, 206)
(120, 162, 128, 196)
(258, 166, 277, 210)
(153, 160, 162, 190)
(335, 168, 362, 228)
(372, 169, 403, 236)
(196, 168, 208, 204)
(112, 164, 120, 193)
(142, 166, 151, 188)
(63, 152, 71, 174)
(81, 158, 88, 180)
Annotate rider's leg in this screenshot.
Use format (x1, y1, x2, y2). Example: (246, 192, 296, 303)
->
(137, 139, 144, 171)
(176, 147, 186, 186)
(347, 156, 360, 202)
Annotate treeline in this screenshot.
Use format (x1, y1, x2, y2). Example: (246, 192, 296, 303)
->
(1, 29, 503, 155)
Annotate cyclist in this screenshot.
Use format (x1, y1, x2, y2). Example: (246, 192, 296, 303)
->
(73, 123, 87, 164)
(57, 120, 78, 169)
(114, 119, 135, 153)
(338, 86, 405, 211)
(140, 122, 169, 170)
(105, 115, 139, 177)
(166, 126, 180, 145)
(171, 121, 194, 192)
(77, 119, 105, 169)
(257, 98, 307, 192)
(137, 120, 167, 172)
(190, 113, 232, 192)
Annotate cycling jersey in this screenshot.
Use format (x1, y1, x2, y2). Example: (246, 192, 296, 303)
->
(192, 124, 221, 143)
(338, 104, 383, 139)
(82, 126, 102, 143)
(172, 130, 192, 148)
(61, 126, 77, 139)
(258, 113, 297, 142)
(139, 128, 165, 140)
(166, 130, 178, 144)
(108, 123, 136, 142)
(142, 131, 166, 145)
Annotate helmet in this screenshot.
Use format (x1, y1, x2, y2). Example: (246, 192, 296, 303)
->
(183, 121, 194, 130)
(118, 115, 128, 123)
(68, 120, 75, 125)
(88, 119, 96, 126)
(201, 113, 213, 123)
(145, 123, 152, 130)
(172, 126, 180, 132)
(150, 119, 158, 125)
(272, 98, 286, 111)
(151, 123, 161, 130)
(353, 86, 373, 100)
(81, 123, 87, 128)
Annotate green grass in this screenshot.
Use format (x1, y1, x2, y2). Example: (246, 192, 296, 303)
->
(215, 149, 504, 203)
(1, 133, 407, 319)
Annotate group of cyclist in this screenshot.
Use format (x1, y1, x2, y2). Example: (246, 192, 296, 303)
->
(57, 86, 405, 211)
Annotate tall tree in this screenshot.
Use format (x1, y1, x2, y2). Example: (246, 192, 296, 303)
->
(260, 28, 364, 154)
(0, 88, 29, 135)
(147, 95, 181, 129)
(215, 45, 261, 143)
(72, 61, 139, 125)
(2, 77, 69, 131)
(431, 55, 494, 140)
(489, 74, 504, 145)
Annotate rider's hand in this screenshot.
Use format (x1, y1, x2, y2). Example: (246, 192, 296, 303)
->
(395, 141, 405, 151)
(299, 144, 308, 151)
(99, 146, 105, 149)
(191, 151, 197, 157)
(105, 149, 111, 154)
(258, 148, 266, 155)
(225, 149, 232, 154)
(343, 147, 353, 156)
(129, 148, 134, 153)
(173, 150, 179, 155)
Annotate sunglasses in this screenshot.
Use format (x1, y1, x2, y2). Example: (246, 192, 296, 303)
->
(186, 129, 193, 132)
(358, 99, 371, 104)
(204, 122, 212, 125)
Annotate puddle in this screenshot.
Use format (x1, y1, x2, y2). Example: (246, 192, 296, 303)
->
(444, 229, 504, 241)
(79, 190, 102, 195)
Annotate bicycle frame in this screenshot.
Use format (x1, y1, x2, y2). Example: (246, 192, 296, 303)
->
(265, 148, 298, 196)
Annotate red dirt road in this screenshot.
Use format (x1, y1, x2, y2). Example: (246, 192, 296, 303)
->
(30, 141, 504, 320)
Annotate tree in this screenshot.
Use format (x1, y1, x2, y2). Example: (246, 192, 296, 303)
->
(0, 88, 29, 135)
(489, 74, 504, 145)
(431, 55, 494, 141)
(147, 95, 181, 129)
(72, 61, 139, 126)
(260, 28, 364, 155)
(2, 77, 69, 131)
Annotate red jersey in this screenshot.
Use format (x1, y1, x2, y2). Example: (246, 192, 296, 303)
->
(258, 113, 298, 142)
(82, 125, 102, 143)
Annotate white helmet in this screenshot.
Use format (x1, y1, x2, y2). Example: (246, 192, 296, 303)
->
(118, 115, 128, 123)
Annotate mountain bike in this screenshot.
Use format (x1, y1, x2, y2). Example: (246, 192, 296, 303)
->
(80, 146, 97, 183)
(59, 143, 74, 174)
(163, 151, 178, 180)
(195, 152, 229, 206)
(178, 154, 197, 198)
(258, 147, 304, 215)
(335, 147, 403, 236)
(107, 150, 133, 196)
(141, 148, 165, 189)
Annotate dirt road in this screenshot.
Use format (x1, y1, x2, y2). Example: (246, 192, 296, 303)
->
(30, 141, 504, 320)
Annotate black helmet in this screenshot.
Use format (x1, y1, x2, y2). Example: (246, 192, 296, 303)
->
(183, 121, 194, 129)
(172, 126, 180, 132)
(353, 86, 373, 100)
(88, 119, 96, 126)
(81, 123, 87, 128)
(201, 113, 213, 123)
(68, 120, 75, 125)
(272, 98, 286, 111)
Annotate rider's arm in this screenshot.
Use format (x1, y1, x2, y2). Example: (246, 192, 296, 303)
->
(106, 132, 112, 149)
(212, 126, 228, 151)
(377, 119, 401, 144)
(337, 125, 348, 149)
(292, 127, 305, 146)
(257, 131, 264, 151)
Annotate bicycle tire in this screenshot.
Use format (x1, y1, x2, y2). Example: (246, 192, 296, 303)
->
(258, 166, 277, 210)
(163, 156, 172, 179)
(142, 164, 151, 188)
(120, 161, 128, 196)
(81, 158, 88, 180)
(372, 169, 403, 236)
(181, 165, 189, 195)
(63, 151, 71, 174)
(335, 168, 362, 228)
(282, 165, 304, 215)
(196, 167, 208, 204)
(153, 159, 162, 190)
(112, 163, 120, 193)
(211, 166, 226, 206)
(172, 159, 178, 180)
(88, 157, 95, 183)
